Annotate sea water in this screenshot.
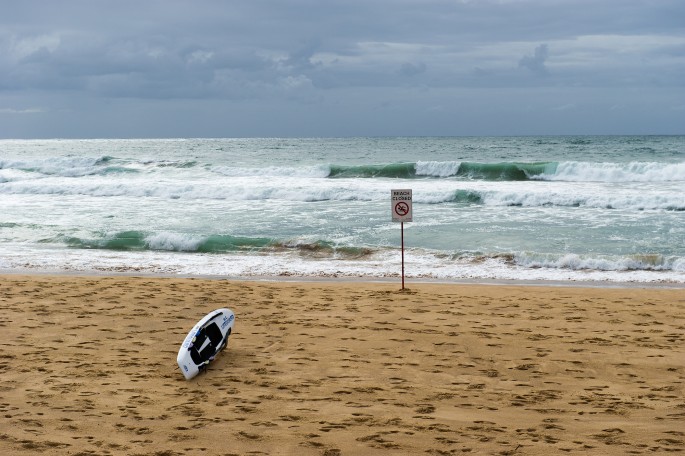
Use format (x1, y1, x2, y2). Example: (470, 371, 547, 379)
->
(1, 136, 683, 283)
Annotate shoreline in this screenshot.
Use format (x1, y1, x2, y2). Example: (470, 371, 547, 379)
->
(1, 274, 684, 455)
(1, 269, 684, 289)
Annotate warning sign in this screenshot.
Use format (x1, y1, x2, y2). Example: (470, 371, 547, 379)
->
(391, 189, 412, 222)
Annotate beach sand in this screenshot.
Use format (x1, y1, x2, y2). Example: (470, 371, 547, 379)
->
(0, 275, 683, 455)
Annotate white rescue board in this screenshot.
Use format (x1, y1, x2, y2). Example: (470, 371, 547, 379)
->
(177, 308, 235, 380)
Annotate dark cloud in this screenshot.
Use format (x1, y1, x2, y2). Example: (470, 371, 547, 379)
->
(399, 62, 427, 77)
(519, 44, 550, 76)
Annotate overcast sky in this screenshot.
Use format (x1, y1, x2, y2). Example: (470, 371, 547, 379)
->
(1, 0, 684, 138)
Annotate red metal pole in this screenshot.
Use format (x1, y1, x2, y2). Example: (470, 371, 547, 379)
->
(401, 222, 405, 290)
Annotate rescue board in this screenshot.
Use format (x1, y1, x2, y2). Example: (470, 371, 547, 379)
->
(177, 308, 234, 380)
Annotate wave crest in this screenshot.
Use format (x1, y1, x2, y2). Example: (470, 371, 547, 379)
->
(515, 252, 685, 272)
(538, 161, 685, 182)
(64, 231, 374, 259)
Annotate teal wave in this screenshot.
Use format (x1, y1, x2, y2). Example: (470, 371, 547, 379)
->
(198, 234, 274, 252)
(328, 163, 417, 178)
(455, 162, 556, 181)
(67, 231, 148, 250)
(95, 155, 116, 164)
(66, 231, 276, 252)
(99, 166, 139, 175)
(65, 231, 375, 258)
(326, 161, 556, 180)
(450, 190, 484, 204)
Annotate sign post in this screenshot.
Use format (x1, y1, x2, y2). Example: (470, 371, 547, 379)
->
(391, 189, 412, 290)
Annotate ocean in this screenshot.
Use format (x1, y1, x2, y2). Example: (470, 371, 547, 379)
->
(1, 136, 683, 284)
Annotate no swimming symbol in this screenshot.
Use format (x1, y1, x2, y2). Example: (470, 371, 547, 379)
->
(395, 201, 409, 216)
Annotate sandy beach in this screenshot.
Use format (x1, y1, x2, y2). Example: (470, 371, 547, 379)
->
(0, 275, 683, 455)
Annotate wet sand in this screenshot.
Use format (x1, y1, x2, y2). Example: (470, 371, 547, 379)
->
(0, 275, 683, 455)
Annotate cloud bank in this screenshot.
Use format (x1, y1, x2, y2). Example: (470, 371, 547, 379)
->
(1, 0, 683, 137)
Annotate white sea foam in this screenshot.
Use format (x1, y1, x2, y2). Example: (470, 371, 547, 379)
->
(2, 137, 684, 284)
(1, 176, 683, 211)
(515, 252, 681, 272)
(477, 188, 685, 210)
(0, 156, 118, 177)
(144, 232, 203, 251)
(415, 161, 461, 177)
(0, 178, 385, 202)
(2, 247, 683, 283)
(540, 161, 685, 182)
(211, 164, 331, 178)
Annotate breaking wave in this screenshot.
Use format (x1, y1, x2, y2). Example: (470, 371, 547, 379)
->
(538, 161, 685, 182)
(62, 230, 685, 273)
(2, 155, 683, 183)
(441, 189, 685, 211)
(513, 252, 685, 273)
(326, 160, 685, 182)
(64, 231, 374, 259)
